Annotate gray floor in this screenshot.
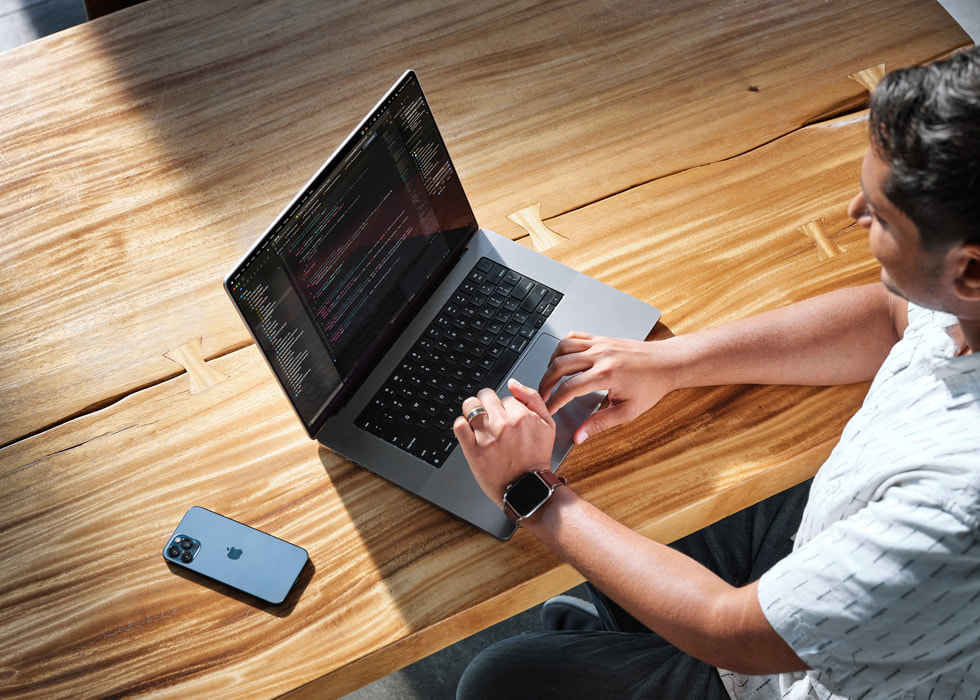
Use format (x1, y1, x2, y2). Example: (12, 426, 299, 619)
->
(0, 0, 86, 52)
(3, 0, 978, 697)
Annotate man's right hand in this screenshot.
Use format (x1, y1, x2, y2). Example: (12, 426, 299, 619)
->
(541, 284, 908, 445)
(538, 332, 682, 444)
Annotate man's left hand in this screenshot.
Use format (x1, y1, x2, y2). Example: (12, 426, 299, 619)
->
(453, 378, 556, 505)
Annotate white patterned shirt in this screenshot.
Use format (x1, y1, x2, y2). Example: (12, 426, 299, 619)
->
(721, 303, 980, 699)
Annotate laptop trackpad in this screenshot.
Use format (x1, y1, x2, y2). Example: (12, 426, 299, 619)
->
(501, 333, 606, 470)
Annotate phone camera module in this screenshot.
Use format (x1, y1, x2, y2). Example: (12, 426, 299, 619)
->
(167, 535, 200, 563)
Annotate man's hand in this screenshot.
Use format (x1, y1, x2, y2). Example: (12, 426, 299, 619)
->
(538, 284, 907, 446)
(453, 379, 556, 504)
(539, 332, 680, 444)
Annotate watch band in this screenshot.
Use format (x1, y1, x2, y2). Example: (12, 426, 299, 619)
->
(502, 469, 567, 527)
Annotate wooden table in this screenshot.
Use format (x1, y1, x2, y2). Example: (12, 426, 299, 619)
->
(0, 0, 970, 697)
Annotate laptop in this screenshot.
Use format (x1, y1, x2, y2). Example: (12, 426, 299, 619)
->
(224, 70, 661, 539)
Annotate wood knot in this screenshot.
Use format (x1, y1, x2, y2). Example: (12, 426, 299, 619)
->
(164, 338, 227, 393)
(848, 64, 886, 93)
(507, 203, 567, 252)
(798, 220, 845, 260)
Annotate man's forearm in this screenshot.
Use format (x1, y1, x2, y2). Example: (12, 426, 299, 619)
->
(669, 282, 904, 391)
(524, 487, 808, 675)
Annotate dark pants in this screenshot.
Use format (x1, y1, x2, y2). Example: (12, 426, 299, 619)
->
(456, 479, 812, 699)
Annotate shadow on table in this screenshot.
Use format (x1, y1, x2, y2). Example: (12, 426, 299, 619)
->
(163, 557, 316, 617)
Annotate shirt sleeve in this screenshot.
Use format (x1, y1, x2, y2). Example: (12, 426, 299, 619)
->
(757, 473, 980, 697)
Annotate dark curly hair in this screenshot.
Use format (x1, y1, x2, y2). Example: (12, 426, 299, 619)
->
(869, 47, 980, 254)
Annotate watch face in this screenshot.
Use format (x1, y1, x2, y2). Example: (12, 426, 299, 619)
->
(506, 473, 553, 518)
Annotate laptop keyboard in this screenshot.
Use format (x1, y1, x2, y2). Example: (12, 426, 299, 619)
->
(355, 257, 563, 467)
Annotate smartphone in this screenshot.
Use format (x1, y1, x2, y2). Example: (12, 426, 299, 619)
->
(163, 506, 308, 605)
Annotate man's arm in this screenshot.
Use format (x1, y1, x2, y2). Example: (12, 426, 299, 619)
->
(656, 281, 908, 389)
(454, 381, 807, 675)
(542, 282, 908, 444)
(454, 284, 908, 674)
(524, 486, 807, 675)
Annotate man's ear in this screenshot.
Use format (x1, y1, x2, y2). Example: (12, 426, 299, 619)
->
(954, 244, 980, 300)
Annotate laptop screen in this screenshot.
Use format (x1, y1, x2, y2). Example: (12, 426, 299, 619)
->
(226, 71, 477, 435)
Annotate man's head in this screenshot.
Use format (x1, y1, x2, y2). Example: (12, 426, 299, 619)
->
(849, 47, 980, 318)
(867, 47, 980, 255)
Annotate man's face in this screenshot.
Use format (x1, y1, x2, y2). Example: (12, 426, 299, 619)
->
(848, 147, 947, 307)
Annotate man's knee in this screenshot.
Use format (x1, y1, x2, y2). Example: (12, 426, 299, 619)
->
(456, 634, 548, 700)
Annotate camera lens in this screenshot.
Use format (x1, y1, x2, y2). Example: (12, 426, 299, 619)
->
(181, 550, 194, 563)
(180, 538, 193, 550)
(167, 544, 181, 558)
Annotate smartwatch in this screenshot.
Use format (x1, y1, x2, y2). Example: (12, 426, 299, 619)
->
(502, 470, 566, 526)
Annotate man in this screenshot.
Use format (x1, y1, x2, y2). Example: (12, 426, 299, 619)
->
(453, 46, 980, 699)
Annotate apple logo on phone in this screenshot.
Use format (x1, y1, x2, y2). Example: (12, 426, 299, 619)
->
(227, 546, 243, 560)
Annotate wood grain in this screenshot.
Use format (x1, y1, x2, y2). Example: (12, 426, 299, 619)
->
(539, 111, 880, 332)
(0, 0, 972, 697)
(0, 343, 864, 699)
(0, 0, 969, 446)
(0, 110, 892, 698)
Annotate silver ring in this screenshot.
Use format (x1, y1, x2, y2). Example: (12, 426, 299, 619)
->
(466, 406, 488, 423)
